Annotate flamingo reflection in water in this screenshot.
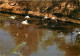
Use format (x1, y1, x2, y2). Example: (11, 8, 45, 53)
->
(71, 30, 80, 45)
(75, 31, 80, 44)
(63, 28, 80, 46)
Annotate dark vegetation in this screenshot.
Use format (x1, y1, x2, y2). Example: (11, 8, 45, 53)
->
(69, 8, 80, 19)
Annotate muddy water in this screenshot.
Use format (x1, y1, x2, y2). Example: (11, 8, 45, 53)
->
(0, 13, 80, 56)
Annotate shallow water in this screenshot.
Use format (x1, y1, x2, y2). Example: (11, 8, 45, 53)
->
(0, 13, 80, 56)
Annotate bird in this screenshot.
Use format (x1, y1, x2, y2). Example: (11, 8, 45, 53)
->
(42, 16, 49, 20)
(51, 17, 56, 20)
(10, 16, 16, 19)
(76, 31, 80, 34)
(25, 15, 30, 19)
(51, 17, 57, 22)
(21, 20, 29, 25)
(75, 31, 80, 41)
(44, 16, 49, 19)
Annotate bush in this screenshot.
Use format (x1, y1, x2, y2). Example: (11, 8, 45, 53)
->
(69, 8, 80, 19)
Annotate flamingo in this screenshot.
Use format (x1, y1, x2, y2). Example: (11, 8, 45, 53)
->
(10, 16, 16, 19)
(51, 17, 56, 20)
(25, 15, 30, 19)
(42, 16, 49, 20)
(51, 17, 57, 22)
(76, 31, 80, 34)
(21, 20, 29, 25)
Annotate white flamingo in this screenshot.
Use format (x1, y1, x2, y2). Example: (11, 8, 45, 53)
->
(25, 15, 30, 18)
(51, 17, 56, 20)
(10, 16, 16, 19)
(51, 17, 57, 22)
(76, 31, 80, 34)
(44, 16, 49, 19)
(42, 16, 49, 20)
(21, 20, 29, 25)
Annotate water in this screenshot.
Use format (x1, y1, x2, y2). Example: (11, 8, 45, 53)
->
(0, 13, 80, 56)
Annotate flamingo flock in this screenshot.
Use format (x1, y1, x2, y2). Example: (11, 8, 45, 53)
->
(9, 15, 58, 26)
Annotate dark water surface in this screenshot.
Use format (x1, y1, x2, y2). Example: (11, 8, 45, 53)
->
(0, 13, 80, 56)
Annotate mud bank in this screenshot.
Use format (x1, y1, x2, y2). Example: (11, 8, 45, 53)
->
(0, 1, 80, 24)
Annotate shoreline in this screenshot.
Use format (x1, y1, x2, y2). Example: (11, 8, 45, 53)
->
(0, 10, 80, 24)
